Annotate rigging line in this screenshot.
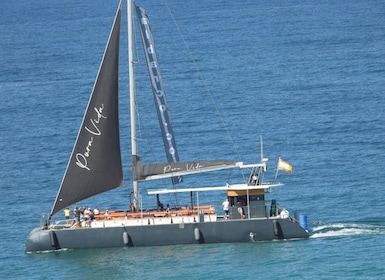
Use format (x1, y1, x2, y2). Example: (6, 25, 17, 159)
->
(162, 1, 244, 163)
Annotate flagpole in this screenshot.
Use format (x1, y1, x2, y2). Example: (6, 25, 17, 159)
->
(275, 157, 280, 179)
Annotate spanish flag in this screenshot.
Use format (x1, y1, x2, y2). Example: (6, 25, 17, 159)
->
(278, 158, 293, 174)
(275, 157, 293, 179)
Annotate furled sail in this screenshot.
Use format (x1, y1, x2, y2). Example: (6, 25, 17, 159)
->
(136, 6, 182, 184)
(134, 158, 237, 181)
(50, 3, 124, 217)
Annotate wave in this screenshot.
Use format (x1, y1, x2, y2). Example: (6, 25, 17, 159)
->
(309, 222, 385, 239)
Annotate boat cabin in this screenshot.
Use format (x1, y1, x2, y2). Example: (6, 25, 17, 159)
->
(227, 188, 266, 219)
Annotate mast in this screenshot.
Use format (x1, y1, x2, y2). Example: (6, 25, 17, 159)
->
(127, 0, 139, 209)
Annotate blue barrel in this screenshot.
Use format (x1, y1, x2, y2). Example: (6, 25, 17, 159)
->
(299, 214, 308, 231)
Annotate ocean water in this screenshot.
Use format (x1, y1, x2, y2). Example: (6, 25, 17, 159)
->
(1, 0, 385, 279)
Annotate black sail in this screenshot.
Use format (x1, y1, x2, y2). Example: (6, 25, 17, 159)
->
(136, 6, 182, 184)
(50, 3, 123, 217)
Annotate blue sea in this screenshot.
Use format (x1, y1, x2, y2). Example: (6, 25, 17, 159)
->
(1, 0, 385, 279)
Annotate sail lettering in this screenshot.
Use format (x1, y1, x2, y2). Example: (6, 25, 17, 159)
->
(187, 162, 203, 170)
(141, 17, 148, 25)
(150, 61, 157, 68)
(163, 162, 204, 174)
(75, 137, 93, 171)
(147, 45, 154, 54)
(159, 104, 166, 111)
(76, 104, 106, 171)
(85, 105, 106, 135)
(163, 165, 181, 173)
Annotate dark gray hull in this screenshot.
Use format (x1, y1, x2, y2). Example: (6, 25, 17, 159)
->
(25, 218, 309, 253)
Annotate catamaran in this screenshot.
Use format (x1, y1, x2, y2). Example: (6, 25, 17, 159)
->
(25, 0, 308, 253)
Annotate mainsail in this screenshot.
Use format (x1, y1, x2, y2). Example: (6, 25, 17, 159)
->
(50, 3, 124, 217)
(136, 6, 182, 184)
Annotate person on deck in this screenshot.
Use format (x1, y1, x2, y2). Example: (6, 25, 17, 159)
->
(104, 210, 111, 220)
(74, 207, 81, 226)
(84, 207, 92, 227)
(64, 207, 71, 224)
(222, 198, 229, 219)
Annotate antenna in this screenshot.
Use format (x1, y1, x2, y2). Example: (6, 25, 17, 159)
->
(260, 135, 268, 174)
(260, 135, 263, 163)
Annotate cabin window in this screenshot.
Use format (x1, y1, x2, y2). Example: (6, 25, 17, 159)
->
(229, 194, 265, 207)
(250, 194, 265, 201)
(234, 196, 247, 206)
